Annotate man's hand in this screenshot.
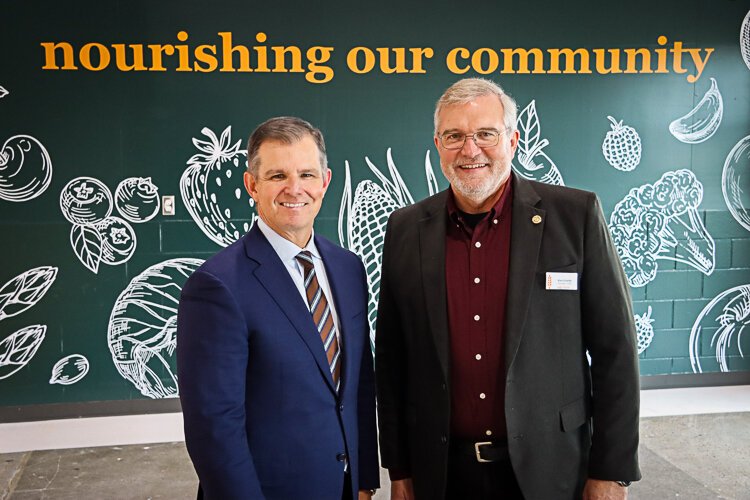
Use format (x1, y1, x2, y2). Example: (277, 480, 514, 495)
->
(583, 479, 628, 500)
(390, 478, 415, 500)
(358, 490, 374, 500)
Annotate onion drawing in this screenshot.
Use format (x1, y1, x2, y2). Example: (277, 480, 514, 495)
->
(49, 354, 89, 385)
(689, 285, 750, 373)
(722, 135, 750, 232)
(108, 258, 203, 398)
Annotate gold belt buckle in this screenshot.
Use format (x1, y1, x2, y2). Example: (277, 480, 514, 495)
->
(474, 441, 493, 462)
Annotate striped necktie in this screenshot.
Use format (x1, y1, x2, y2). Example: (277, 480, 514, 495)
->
(296, 251, 341, 391)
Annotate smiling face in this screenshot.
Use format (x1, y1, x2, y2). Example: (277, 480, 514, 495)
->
(434, 93, 519, 213)
(243, 135, 331, 247)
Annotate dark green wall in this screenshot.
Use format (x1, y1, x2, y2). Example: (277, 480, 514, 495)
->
(1, 0, 749, 412)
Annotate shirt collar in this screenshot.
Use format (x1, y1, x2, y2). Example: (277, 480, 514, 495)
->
(446, 173, 514, 227)
(256, 218, 321, 263)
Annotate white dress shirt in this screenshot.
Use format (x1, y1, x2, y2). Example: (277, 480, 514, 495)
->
(256, 218, 342, 345)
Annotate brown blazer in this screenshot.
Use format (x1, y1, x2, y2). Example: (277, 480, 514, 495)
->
(375, 174, 641, 500)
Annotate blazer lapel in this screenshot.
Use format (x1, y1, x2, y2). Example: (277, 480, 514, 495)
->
(418, 191, 451, 383)
(505, 175, 545, 374)
(244, 227, 337, 394)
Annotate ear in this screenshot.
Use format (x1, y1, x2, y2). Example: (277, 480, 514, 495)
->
(243, 171, 257, 198)
(321, 167, 332, 192)
(509, 129, 520, 154)
(434, 135, 440, 149)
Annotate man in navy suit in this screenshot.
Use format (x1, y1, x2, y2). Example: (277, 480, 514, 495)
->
(177, 116, 379, 499)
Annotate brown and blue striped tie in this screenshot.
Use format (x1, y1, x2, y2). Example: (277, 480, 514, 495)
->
(296, 251, 341, 391)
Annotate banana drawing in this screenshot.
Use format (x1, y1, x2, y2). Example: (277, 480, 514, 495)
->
(668, 77, 723, 144)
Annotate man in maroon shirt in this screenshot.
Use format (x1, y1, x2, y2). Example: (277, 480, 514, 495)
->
(375, 78, 640, 499)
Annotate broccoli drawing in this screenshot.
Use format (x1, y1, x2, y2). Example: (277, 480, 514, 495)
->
(608, 169, 715, 288)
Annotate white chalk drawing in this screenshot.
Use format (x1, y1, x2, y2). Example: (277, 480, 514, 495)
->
(180, 126, 256, 247)
(49, 354, 89, 385)
(741, 10, 750, 71)
(108, 258, 203, 398)
(635, 306, 655, 354)
(70, 224, 103, 273)
(690, 285, 750, 373)
(602, 116, 642, 172)
(0, 135, 53, 202)
(339, 149, 441, 345)
(424, 151, 440, 196)
(115, 177, 160, 223)
(60, 177, 113, 225)
(722, 135, 750, 233)
(0, 325, 46, 380)
(513, 100, 564, 186)
(0, 266, 58, 321)
(95, 216, 137, 266)
(668, 77, 723, 144)
(0, 86, 8, 99)
(609, 169, 714, 288)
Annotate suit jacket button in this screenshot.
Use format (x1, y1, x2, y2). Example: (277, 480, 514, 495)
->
(441, 383, 447, 391)
(339, 403, 344, 412)
(336, 453, 347, 462)
(440, 435, 448, 444)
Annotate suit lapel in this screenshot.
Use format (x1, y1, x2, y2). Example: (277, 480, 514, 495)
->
(244, 227, 337, 395)
(504, 175, 545, 373)
(418, 191, 451, 382)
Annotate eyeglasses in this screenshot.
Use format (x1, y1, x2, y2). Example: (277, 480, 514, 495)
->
(438, 129, 506, 150)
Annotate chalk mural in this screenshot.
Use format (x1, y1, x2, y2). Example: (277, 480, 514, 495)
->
(0, 325, 46, 380)
(669, 77, 723, 144)
(609, 169, 714, 287)
(0, 135, 53, 202)
(722, 135, 750, 233)
(49, 354, 90, 385)
(180, 126, 256, 247)
(602, 116, 642, 172)
(0, 86, 7, 99)
(108, 258, 203, 399)
(61, 177, 142, 273)
(115, 177, 161, 223)
(741, 10, 750, 71)
(635, 306, 655, 354)
(690, 285, 750, 373)
(0, 266, 58, 321)
(339, 149, 437, 345)
(513, 100, 564, 186)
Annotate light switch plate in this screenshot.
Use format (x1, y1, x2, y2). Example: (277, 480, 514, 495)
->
(162, 195, 175, 216)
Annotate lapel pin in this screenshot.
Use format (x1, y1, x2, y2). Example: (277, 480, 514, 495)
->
(532, 215, 542, 224)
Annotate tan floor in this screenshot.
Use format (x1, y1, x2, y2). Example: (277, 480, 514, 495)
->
(1, 413, 748, 499)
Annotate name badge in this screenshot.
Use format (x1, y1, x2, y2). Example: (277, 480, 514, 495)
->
(546, 272, 578, 291)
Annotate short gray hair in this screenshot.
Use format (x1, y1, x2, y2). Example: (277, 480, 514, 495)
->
(246, 116, 328, 177)
(434, 78, 518, 135)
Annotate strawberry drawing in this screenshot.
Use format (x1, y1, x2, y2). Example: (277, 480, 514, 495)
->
(634, 306, 655, 354)
(602, 116, 642, 172)
(180, 126, 256, 247)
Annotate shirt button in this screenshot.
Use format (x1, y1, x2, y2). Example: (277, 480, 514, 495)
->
(486, 430, 493, 436)
(479, 393, 486, 399)
(475, 241, 482, 248)
(474, 277, 480, 284)
(475, 354, 482, 360)
(493, 219, 498, 224)
(474, 315, 480, 321)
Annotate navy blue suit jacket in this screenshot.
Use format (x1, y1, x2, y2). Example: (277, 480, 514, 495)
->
(177, 225, 379, 499)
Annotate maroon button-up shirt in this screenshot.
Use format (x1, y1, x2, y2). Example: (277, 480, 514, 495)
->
(445, 179, 513, 441)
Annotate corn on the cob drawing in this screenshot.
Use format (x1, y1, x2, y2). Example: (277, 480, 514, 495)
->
(339, 148, 437, 347)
